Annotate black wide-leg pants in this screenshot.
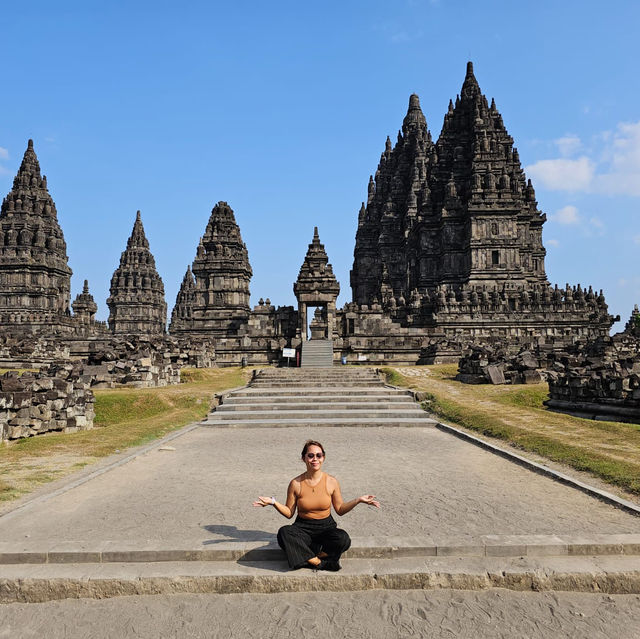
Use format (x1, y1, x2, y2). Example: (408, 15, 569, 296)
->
(277, 515, 351, 569)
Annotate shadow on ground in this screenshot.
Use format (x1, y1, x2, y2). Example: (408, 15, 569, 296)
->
(202, 524, 277, 544)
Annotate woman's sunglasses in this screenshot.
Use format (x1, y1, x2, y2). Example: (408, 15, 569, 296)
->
(306, 452, 324, 460)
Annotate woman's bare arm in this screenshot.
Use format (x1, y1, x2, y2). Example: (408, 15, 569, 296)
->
(253, 479, 298, 519)
(329, 476, 380, 516)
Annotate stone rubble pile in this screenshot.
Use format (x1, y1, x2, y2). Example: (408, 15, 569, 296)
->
(0, 334, 70, 368)
(81, 336, 215, 389)
(456, 342, 548, 385)
(0, 363, 95, 441)
(545, 322, 640, 423)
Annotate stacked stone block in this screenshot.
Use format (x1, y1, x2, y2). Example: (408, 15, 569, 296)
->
(81, 336, 215, 388)
(0, 364, 95, 441)
(545, 321, 640, 423)
(456, 342, 548, 385)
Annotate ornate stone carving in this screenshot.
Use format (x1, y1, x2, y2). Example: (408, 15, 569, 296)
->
(0, 140, 72, 328)
(107, 211, 167, 334)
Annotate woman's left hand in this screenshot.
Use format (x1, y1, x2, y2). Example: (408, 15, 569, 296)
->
(358, 495, 380, 508)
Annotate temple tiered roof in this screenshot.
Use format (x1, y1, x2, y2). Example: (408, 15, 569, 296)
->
(0, 140, 72, 324)
(107, 211, 167, 334)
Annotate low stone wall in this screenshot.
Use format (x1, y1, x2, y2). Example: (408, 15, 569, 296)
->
(0, 364, 95, 441)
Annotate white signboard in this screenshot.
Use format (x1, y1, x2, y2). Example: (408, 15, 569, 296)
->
(282, 348, 296, 358)
(358, 354, 368, 361)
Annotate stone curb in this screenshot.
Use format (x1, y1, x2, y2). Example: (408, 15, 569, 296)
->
(2, 534, 640, 565)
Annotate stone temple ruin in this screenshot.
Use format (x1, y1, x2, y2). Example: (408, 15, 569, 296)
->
(1, 61, 634, 436)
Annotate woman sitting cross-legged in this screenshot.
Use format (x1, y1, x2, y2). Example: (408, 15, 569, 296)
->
(253, 439, 380, 571)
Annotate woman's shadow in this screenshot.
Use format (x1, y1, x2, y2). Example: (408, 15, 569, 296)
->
(202, 524, 286, 570)
(202, 524, 276, 545)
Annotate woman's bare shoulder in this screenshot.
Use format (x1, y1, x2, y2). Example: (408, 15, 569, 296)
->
(325, 473, 339, 487)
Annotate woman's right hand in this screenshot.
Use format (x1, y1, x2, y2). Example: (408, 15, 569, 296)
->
(253, 496, 273, 507)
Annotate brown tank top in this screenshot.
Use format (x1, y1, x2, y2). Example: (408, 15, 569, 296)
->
(297, 473, 332, 520)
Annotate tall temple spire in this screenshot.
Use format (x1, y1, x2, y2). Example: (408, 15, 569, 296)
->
(169, 265, 196, 332)
(351, 92, 434, 304)
(107, 210, 167, 334)
(0, 139, 72, 328)
(352, 61, 552, 309)
(171, 201, 252, 337)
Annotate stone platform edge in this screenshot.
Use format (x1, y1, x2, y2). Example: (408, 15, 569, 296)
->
(2, 534, 640, 565)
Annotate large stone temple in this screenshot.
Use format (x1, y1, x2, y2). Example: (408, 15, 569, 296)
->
(0, 63, 617, 366)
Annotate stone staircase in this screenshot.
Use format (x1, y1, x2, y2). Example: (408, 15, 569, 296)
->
(201, 367, 436, 428)
(301, 339, 333, 367)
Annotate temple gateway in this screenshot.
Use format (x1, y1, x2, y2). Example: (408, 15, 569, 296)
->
(0, 63, 617, 367)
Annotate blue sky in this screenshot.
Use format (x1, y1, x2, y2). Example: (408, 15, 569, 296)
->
(1, 1, 639, 330)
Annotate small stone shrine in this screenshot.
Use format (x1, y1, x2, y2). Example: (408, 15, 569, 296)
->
(293, 228, 340, 341)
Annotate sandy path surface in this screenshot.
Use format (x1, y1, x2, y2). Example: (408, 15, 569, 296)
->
(0, 426, 638, 547)
(2, 590, 640, 638)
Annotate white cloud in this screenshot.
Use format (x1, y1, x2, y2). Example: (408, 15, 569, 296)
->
(589, 217, 604, 229)
(546, 238, 560, 247)
(593, 121, 640, 196)
(633, 235, 640, 245)
(0, 147, 9, 175)
(555, 135, 581, 157)
(526, 157, 594, 191)
(552, 205, 580, 225)
(526, 120, 640, 197)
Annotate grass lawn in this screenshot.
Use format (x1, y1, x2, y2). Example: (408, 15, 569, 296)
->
(383, 365, 640, 497)
(0, 367, 251, 505)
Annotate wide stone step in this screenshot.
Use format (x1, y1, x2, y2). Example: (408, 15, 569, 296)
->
(210, 408, 427, 420)
(200, 417, 437, 428)
(231, 388, 410, 397)
(217, 401, 416, 411)
(249, 381, 384, 388)
(2, 553, 639, 602)
(3, 534, 639, 565)
(222, 397, 416, 406)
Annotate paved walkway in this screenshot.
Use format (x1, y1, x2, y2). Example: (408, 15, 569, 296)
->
(1, 425, 638, 550)
(3, 589, 640, 639)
